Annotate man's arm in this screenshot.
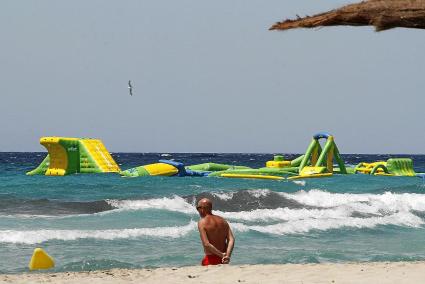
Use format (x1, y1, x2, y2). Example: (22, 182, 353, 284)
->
(222, 224, 235, 264)
(198, 221, 225, 258)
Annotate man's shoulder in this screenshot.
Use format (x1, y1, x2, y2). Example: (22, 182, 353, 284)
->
(210, 214, 229, 227)
(199, 214, 226, 223)
(212, 214, 226, 222)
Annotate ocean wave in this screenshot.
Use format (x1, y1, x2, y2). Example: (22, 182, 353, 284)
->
(106, 189, 304, 214)
(2, 210, 422, 244)
(103, 190, 425, 235)
(0, 221, 197, 244)
(107, 190, 425, 221)
(282, 190, 425, 213)
(0, 198, 114, 216)
(211, 192, 235, 201)
(186, 189, 307, 212)
(8, 189, 425, 238)
(107, 196, 197, 214)
(217, 207, 351, 222)
(231, 211, 424, 235)
(246, 189, 271, 198)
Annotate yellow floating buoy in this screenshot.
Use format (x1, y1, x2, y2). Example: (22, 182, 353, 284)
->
(28, 248, 55, 270)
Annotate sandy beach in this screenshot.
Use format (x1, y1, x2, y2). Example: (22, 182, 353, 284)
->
(1, 262, 425, 284)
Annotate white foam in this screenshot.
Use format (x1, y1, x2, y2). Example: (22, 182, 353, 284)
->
(282, 190, 425, 214)
(228, 222, 250, 232)
(216, 207, 350, 222)
(292, 180, 306, 186)
(247, 189, 271, 198)
(212, 192, 235, 201)
(217, 189, 425, 235)
(0, 221, 197, 244)
(18, 189, 423, 238)
(230, 211, 423, 235)
(107, 196, 196, 214)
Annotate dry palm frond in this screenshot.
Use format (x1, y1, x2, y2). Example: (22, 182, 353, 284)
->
(270, 0, 425, 32)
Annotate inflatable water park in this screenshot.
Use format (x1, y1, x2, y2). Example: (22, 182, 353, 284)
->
(27, 132, 423, 180)
(26, 133, 422, 179)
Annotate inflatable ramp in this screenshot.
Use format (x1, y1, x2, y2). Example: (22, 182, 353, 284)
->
(27, 137, 120, 176)
(354, 158, 416, 176)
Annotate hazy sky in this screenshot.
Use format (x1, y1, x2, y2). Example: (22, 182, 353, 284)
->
(1, 1, 424, 153)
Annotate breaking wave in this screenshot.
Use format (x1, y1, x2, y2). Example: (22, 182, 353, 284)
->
(231, 211, 423, 235)
(0, 221, 197, 244)
(282, 190, 425, 214)
(107, 196, 196, 214)
(3, 189, 425, 240)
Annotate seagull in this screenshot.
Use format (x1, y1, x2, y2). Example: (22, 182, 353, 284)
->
(128, 80, 133, 96)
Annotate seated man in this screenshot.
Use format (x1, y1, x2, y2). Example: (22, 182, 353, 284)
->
(196, 198, 235, 265)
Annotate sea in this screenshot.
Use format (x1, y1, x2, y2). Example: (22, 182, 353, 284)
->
(1, 152, 425, 274)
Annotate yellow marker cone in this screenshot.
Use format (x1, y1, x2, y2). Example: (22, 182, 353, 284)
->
(28, 248, 55, 270)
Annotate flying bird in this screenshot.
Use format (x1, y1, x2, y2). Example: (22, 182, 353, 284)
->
(128, 80, 133, 96)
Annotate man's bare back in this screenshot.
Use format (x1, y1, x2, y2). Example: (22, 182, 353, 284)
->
(197, 198, 235, 265)
(199, 214, 229, 254)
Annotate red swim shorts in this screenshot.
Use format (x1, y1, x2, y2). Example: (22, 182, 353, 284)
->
(201, 255, 222, 266)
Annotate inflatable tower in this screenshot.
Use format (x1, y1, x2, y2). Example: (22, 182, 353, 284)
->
(298, 132, 347, 175)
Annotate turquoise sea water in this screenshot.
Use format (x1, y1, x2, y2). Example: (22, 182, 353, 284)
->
(1, 152, 425, 274)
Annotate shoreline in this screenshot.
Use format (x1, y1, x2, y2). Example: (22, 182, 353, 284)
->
(2, 262, 425, 283)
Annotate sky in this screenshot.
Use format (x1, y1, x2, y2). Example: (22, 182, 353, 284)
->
(1, 1, 424, 153)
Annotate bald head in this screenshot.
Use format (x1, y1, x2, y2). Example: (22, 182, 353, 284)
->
(197, 198, 212, 215)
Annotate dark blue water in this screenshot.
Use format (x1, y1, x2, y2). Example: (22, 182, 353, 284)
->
(1, 152, 425, 274)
